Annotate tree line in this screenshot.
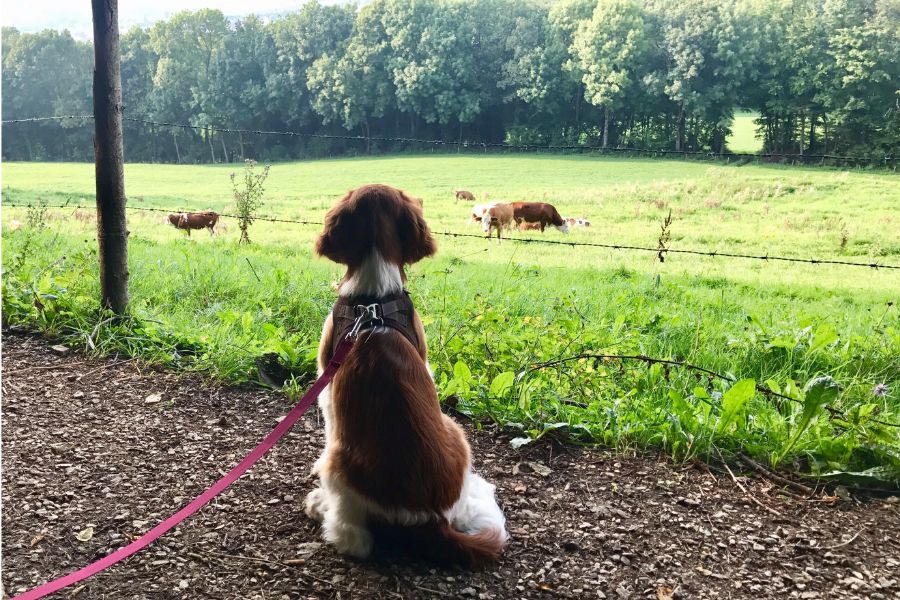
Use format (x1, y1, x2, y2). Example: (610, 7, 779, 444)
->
(2, 0, 898, 163)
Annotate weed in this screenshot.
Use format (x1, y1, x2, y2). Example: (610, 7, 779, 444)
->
(230, 159, 270, 245)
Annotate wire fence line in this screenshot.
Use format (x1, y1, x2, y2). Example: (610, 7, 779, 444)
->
(5, 200, 900, 271)
(3, 114, 896, 165)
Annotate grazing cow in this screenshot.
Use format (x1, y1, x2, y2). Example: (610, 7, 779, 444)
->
(481, 203, 515, 239)
(516, 221, 542, 231)
(511, 202, 569, 233)
(167, 210, 220, 236)
(470, 202, 493, 223)
(563, 216, 591, 228)
(455, 189, 476, 202)
(7, 219, 23, 231)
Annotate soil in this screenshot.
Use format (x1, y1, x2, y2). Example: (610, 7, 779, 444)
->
(2, 333, 899, 600)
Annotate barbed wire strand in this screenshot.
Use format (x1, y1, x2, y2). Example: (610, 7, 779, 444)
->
(5, 201, 900, 270)
(3, 114, 895, 164)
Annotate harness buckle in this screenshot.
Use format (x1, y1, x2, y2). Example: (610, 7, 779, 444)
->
(346, 303, 383, 340)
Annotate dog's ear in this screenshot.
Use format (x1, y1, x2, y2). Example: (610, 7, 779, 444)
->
(397, 190, 436, 265)
(316, 190, 375, 265)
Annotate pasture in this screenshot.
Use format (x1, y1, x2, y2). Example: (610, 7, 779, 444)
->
(2, 154, 899, 484)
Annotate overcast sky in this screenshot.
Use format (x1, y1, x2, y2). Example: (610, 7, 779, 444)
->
(3, 1, 341, 39)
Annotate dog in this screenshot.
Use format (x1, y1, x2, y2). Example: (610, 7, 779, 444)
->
(306, 184, 508, 566)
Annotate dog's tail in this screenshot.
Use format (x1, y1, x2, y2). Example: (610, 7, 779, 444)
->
(436, 520, 505, 567)
(370, 518, 505, 568)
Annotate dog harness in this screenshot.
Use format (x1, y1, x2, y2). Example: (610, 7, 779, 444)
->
(330, 289, 420, 356)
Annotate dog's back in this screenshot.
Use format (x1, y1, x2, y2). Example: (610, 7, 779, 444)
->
(328, 330, 468, 511)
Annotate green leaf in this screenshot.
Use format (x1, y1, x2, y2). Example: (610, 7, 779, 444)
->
(453, 360, 471, 382)
(777, 376, 840, 464)
(717, 379, 756, 432)
(809, 323, 838, 353)
(490, 371, 515, 397)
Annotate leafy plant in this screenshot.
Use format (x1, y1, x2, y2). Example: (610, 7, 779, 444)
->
(230, 159, 270, 244)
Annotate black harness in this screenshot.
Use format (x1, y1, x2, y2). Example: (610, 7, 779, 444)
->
(330, 289, 420, 356)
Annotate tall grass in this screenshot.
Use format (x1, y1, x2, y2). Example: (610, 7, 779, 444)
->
(3, 155, 898, 484)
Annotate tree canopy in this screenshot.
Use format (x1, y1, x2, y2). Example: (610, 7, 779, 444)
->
(2, 0, 898, 162)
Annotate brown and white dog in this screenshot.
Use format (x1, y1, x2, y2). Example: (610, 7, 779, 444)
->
(306, 184, 508, 566)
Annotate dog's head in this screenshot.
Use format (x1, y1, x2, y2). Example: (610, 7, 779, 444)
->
(316, 184, 436, 268)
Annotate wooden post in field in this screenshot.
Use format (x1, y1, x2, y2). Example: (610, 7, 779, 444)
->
(92, 0, 129, 314)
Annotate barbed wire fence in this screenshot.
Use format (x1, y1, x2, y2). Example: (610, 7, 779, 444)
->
(3, 114, 897, 166)
(5, 199, 899, 429)
(5, 200, 900, 271)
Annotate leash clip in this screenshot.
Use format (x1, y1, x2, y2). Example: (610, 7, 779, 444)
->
(346, 303, 383, 340)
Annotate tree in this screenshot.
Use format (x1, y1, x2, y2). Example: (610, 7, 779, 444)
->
(573, 0, 653, 147)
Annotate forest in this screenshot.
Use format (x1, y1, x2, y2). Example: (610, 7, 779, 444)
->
(2, 0, 898, 163)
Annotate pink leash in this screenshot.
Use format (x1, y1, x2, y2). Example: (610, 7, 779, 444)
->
(12, 338, 355, 600)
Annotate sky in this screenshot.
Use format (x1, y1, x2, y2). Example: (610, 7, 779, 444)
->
(3, 1, 338, 40)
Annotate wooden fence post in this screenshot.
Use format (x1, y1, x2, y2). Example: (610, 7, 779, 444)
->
(92, 0, 129, 314)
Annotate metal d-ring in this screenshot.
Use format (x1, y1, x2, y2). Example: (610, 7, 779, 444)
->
(346, 303, 383, 340)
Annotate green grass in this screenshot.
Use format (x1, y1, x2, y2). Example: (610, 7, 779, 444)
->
(728, 110, 763, 154)
(3, 155, 899, 484)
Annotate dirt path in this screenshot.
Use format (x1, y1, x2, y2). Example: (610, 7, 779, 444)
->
(2, 333, 898, 599)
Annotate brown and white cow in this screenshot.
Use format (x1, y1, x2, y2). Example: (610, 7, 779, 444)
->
(167, 210, 220, 236)
(481, 203, 515, 239)
(511, 202, 569, 233)
(516, 221, 542, 231)
(454, 189, 476, 202)
(563, 216, 591, 228)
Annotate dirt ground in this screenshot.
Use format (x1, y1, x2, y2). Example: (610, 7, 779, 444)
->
(2, 333, 899, 600)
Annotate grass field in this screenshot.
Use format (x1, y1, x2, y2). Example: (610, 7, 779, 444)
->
(3, 155, 899, 484)
(728, 110, 763, 154)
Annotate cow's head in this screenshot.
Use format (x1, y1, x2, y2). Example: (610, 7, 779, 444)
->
(316, 184, 436, 270)
(481, 212, 494, 234)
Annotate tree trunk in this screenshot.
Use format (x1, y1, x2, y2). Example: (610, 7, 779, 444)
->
(173, 131, 181, 163)
(676, 105, 685, 152)
(220, 133, 229, 163)
(602, 106, 610, 149)
(238, 130, 245, 160)
(809, 115, 816, 155)
(458, 120, 463, 154)
(364, 120, 371, 154)
(799, 113, 806, 156)
(92, 0, 129, 315)
(207, 130, 216, 163)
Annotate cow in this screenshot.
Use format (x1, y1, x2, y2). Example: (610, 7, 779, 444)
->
(7, 219, 23, 231)
(511, 202, 569, 233)
(563, 216, 591, 228)
(481, 203, 515, 239)
(470, 203, 490, 223)
(167, 210, 220, 236)
(454, 189, 476, 202)
(516, 221, 542, 231)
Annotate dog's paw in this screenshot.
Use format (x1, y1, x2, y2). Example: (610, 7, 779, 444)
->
(324, 521, 373, 558)
(305, 488, 327, 522)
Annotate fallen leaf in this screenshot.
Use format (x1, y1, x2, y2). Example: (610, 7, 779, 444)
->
(30, 533, 45, 546)
(510, 437, 532, 449)
(657, 585, 675, 600)
(514, 482, 527, 493)
(75, 527, 94, 542)
(696, 566, 727, 580)
(144, 393, 162, 405)
(527, 461, 552, 477)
